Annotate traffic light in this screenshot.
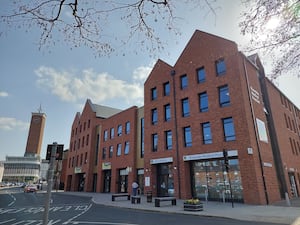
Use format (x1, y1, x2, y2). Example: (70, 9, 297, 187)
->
(223, 149, 229, 172)
(46, 144, 64, 161)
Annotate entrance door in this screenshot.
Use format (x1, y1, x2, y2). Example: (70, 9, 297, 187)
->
(118, 169, 128, 193)
(103, 170, 111, 193)
(157, 164, 174, 197)
(289, 173, 299, 197)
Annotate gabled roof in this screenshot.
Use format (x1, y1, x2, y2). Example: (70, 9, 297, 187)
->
(87, 99, 122, 119)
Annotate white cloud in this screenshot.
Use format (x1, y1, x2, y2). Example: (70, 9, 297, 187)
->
(0, 117, 29, 131)
(0, 91, 9, 97)
(35, 65, 152, 107)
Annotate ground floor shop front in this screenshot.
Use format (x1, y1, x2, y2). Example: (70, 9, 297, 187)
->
(145, 150, 243, 203)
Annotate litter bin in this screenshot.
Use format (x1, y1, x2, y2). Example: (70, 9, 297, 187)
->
(146, 191, 152, 203)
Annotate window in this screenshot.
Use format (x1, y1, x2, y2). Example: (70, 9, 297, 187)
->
(88, 119, 90, 128)
(152, 108, 158, 124)
(164, 104, 171, 121)
(152, 133, 158, 152)
(104, 130, 108, 141)
(222, 117, 236, 141)
(164, 82, 170, 96)
(151, 87, 157, 100)
(82, 136, 85, 147)
(197, 67, 206, 83)
(182, 98, 190, 117)
(86, 134, 89, 145)
(216, 58, 226, 75)
(180, 74, 188, 89)
(84, 152, 87, 164)
(102, 147, 106, 159)
(110, 128, 114, 139)
(109, 146, 113, 158)
(125, 121, 130, 134)
(184, 126, 192, 147)
(219, 85, 230, 107)
(141, 118, 144, 158)
(202, 122, 212, 144)
(199, 92, 208, 112)
(165, 130, 172, 150)
(117, 144, 122, 156)
(124, 141, 130, 155)
(117, 124, 122, 136)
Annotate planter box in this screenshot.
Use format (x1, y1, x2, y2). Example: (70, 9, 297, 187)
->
(183, 203, 203, 211)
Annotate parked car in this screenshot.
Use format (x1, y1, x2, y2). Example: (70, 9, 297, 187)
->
(24, 184, 37, 193)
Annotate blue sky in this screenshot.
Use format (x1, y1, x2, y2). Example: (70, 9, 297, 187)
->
(0, 1, 299, 161)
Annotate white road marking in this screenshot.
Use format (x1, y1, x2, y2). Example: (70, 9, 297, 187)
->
(0, 218, 16, 224)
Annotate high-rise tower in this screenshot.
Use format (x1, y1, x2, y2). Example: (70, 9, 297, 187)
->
(24, 106, 46, 157)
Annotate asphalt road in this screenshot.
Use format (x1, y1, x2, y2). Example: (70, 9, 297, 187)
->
(0, 187, 285, 225)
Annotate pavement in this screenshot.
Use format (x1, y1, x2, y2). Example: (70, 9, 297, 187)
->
(61, 192, 300, 225)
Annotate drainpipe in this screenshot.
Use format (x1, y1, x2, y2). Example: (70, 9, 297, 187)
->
(171, 69, 181, 198)
(243, 58, 269, 204)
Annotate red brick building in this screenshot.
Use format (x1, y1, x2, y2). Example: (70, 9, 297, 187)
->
(64, 99, 144, 194)
(143, 30, 299, 204)
(63, 30, 300, 205)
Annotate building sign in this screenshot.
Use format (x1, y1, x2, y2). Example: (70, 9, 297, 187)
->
(256, 118, 268, 143)
(74, 167, 82, 174)
(145, 176, 150, 187)
(263, 162, 272, 167)
(102, 162, 111, 170)
(183, 150, 238, 161)
(150, 157, 173, 164)
(250, 86, 260, 104)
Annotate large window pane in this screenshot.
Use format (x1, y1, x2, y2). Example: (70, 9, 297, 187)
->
(165, 130, 172, 150)
(164, 82, 170, 96)
(182, 98, 190, 117)
(197, 67, 206, 83)
(199, 92, 208, 112)
(180, 74, 188, 89)
(216, 59, 226, 75)
(223, 117, 236, 141)
(152, 108, 158, 124)
(151, 87, 157, 100)
(152, 133, 158, 152)
(165, 104, 171, 121)
(184, 126, 192, 147)
(219, 85, 230, 107)
(202, 122, 212, 144)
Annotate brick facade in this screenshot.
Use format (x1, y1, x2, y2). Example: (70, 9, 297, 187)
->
(63, 30, 300, 205)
